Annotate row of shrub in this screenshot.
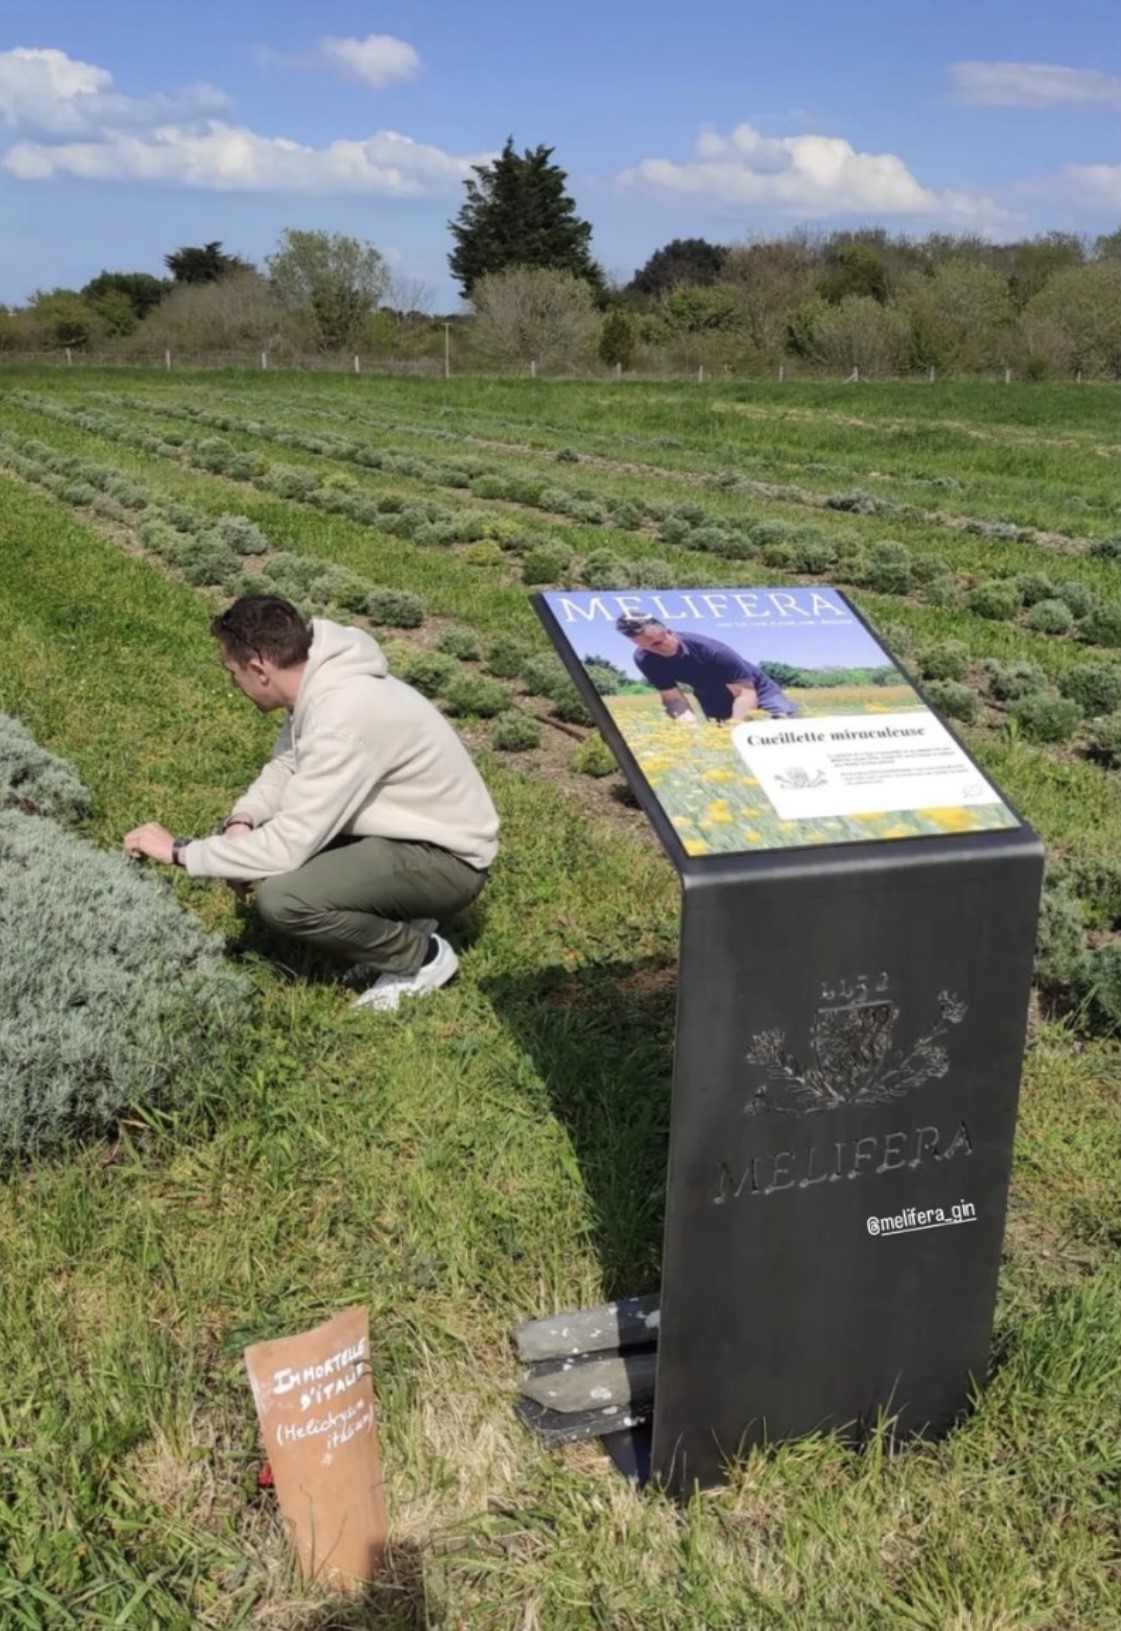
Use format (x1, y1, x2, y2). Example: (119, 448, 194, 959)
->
(26, 392, 1121, 665)
(94, 388, 1114, 548)
(889, 629, 1121, 756)
(0, 715, 252, 1161)
(0, 428, 428, 629)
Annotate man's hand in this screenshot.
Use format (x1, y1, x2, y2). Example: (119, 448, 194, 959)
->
(123, 822, 175, 865)
(222, 818, 254, 900)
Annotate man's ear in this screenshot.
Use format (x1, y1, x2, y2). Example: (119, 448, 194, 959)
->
(246, 652, 272, 685)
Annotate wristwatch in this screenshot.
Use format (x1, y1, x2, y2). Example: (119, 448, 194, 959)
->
(171, 837, 190, 867)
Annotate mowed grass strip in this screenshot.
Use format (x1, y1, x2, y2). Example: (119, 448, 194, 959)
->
(0, 409, 1118, 1627)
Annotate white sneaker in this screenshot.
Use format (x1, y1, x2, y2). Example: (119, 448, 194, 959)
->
(344, 919, 440, 988)
(353, 936, 459, 1012)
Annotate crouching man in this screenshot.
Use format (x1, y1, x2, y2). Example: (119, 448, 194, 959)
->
(123, 593, 499, 1012)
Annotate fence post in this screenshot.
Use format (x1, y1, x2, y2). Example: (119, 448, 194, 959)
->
(1076, 369, 1082, 384)
(353, 354, 361, 375)
(697, 364, 704, 383)
(443, 323, 450, 380)
(530, 360, 536, 378)
(778, 363, 784, 382)
(65, 347, 72, 367)
(928, 365, 935, 383)
(261, 351, 268, 371)
(164, 349, 171, 371)
(616, 361, 622, 380)
(1004, 368, 1011, 385)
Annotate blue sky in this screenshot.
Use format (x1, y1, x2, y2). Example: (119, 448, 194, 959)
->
(1, 0, 1118, 308)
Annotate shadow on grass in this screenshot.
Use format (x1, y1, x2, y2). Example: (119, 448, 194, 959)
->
(285, 1540, 436, 1628)
(482, 956, 677, 1298)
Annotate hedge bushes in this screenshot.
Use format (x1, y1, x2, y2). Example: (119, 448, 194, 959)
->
(0, 721, 251, 1162)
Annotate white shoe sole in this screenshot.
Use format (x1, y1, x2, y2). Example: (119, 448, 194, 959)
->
(353, 938, 459, 1012)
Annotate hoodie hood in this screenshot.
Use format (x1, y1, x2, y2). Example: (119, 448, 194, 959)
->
(294, 619, 388, 724)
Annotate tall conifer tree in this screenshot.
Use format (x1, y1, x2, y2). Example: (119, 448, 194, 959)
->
(449, 138, 601, 297)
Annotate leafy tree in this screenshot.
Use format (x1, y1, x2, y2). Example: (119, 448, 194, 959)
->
(659, 283, 740, 334)
(266, 229, 389, 352)
(81, 270, 168, 320)
(164, 241, 253, 284)
(900, 260, 1015, 372)
(449, 138, 600, 297)
(1024, 261, 1121, 378)
(1002, 232, 1085, 308)
(29, 289, 98, 349)
(819, 239, 890, 305)
(470, 267, 599, 371)
(86, 289, 137, 337)
(723, 238, 815, 351)
(629, 237, 727, 298)
(598, 306, 636, 368)
(582, 655, 630, 693)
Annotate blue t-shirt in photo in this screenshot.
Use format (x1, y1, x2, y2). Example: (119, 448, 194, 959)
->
(633, 631, 796, 721)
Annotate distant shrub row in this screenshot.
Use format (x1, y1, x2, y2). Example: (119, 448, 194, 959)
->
(0, 428, 426, 628)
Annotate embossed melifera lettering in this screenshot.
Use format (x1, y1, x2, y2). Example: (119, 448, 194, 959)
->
(712, 1121, 974, 1204)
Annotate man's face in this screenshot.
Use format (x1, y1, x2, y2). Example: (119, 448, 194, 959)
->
(632, 625, 680, 656)
(220, 645, 277, 712)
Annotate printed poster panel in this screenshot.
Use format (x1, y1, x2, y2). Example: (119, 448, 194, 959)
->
(245, 1306, 387, 1587)
(538, 585, 1019, 858)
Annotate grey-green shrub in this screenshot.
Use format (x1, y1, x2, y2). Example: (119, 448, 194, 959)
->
(582, 550, 632, 589)
(1015, 572, 1056, 607)
(1075, 943, 1121, 1036)
(1034, 877, 1085, 990)
(522, 546, 574, 586)
(1012, 691, 1082, 742)
(521, 654, 573, 701)
(632, 557, 678, 588)
(1058, 662, 1121, 717)
(1079, 606, 1121, 648)
(967, 581, 1021, 621)
(925, 680, 979, 723)
(571, 734, 617, 777)
(1055, 581, 1095, 619)
(443, 673, 510, 718)
(983, 658, 1049, 701)
(177, 535, 243, 590)
(364, 589, 425, 628)
(0, 716, 90, 823)
(1085, 714, 1121, 768)
(492, 711, 542, 752)
(862, 541, 913, 595)
(395, 652, 455, 699)
(485, 634, 536, 680)
(213, 514, 270, 556)
(920, 575, 958, 608)
(437, 626, 482, 661)
(1027, 598, 1075, 636)
(1088, 534, 1121, 562)
(0, 809, 250, 1161)
(917, 641, 970, 682)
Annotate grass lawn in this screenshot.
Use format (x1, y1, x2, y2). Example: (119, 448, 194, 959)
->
(0, 372, 1118, 1629)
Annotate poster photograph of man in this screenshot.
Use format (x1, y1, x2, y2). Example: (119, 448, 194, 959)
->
(539, 586, 1019, 857)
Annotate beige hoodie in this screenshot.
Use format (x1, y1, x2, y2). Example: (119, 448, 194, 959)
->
(184, 619, 499, 880)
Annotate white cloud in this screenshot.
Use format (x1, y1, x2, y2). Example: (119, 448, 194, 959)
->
(0, 45, 227, 136)
(256, 33, 420, 90)
(1022, 163, 1121, 213)
(620, 124, 1014, 226)
(948, 61, 1121, 109)
(317, 35, 420, 89)
(4, 119, 487, 196)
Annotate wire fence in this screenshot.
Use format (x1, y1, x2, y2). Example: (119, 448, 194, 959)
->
(0, 349, 1105, 386)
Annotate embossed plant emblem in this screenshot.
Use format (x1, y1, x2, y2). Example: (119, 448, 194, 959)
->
(744, 978, 967, 1118)
(773, 765, 828, 790)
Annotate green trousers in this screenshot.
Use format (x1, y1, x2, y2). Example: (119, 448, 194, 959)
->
(254, 834, 489, 975)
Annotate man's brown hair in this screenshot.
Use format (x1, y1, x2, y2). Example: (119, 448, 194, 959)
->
(211, 594, 313, 667)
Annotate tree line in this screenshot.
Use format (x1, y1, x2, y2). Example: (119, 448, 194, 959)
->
(2, 138, 1118, 377)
